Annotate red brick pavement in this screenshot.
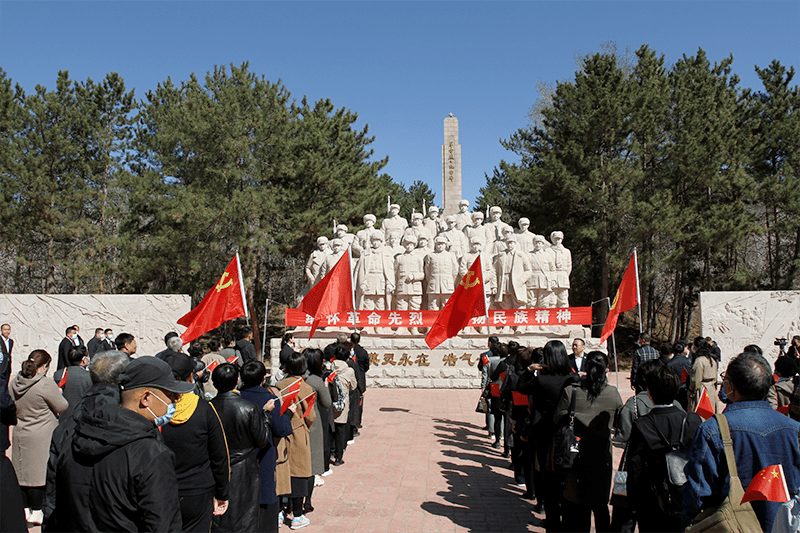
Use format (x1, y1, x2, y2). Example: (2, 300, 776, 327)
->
(300, 375, 634, 533)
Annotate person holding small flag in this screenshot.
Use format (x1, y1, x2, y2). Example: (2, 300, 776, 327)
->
(274, 352, 317, 530)
(683, 351, 800, 532)
(300, 349, 332, 510)
(687, 344, 723, 416)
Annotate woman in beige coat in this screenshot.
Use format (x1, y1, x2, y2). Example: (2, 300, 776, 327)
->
(275, 352, 316, 530)
(327, 344, 357, 466)
(10, 349, 68, 525)
(688, 345, 723, 414)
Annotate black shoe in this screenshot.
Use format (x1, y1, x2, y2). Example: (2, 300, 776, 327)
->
(501, 450, 510, 458)
(304, 505, 314, 514)
(353, 429, 360, 437)
(492, 440, 501, 449)
(332, 458, 345, 466)
(533, 502, 544, 514)
(522, 491, 534, 500)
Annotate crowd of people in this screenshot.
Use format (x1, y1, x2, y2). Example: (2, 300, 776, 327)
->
(479, 333, 800, 532)
(0, 323, 370, 532)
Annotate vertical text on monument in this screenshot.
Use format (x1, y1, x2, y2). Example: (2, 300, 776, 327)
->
(442, 114, 462, 217)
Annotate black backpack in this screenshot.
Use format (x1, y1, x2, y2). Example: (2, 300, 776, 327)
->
(650, 416, 691, 518)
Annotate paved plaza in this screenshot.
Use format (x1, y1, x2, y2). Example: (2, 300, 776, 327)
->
(302, 376, 633, 533)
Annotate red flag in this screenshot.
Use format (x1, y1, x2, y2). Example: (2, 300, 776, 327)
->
(178, 254, 248, 343)
(425, 255, 486, 349)
(778, 404, 790, 415)
(742, 464, 790, 504)
(206, 360, 220, 373)
(226, 355, 238, 364)
(681, 367, 689, 383)
(325, 370, 339, 384)
(280, 379, 302, 415)
(57, 368, 68, 388)
(695, 387, 714, 420)
(298, 249, 353, 339)
(301, 392, 317, 418)
(600, 251, 639, 344)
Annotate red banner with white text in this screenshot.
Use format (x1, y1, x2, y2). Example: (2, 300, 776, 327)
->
(285, 307, 591, 328)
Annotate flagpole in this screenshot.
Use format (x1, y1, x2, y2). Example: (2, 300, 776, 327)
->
(481, 256, 490, 336)
(348, 245, 358, 334)
(633, 248, 642, 334)
(606, 296, 619, 391)
(235, 253, 249, 319)
(268, 298, 272, 366)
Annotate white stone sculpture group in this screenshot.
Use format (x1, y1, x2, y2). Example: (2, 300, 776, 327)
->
(305, 201, 572, 318)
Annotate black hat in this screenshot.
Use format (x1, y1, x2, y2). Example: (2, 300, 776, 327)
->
(119, 356, 195, 394)
(163, 353, 205, 381)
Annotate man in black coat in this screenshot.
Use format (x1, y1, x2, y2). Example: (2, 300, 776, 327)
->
(0, 323, 13, 383)
(86, 328, 104, 358)
(236, 327, 258, 366)
(57, 326, 78, 370)
(52, 356, 192, 532)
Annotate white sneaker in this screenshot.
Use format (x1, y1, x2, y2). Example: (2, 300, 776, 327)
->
(29, 509, 44, 525)
(347, 439, 355, 445)
(321, 469, 333, 477)
(24, 508, 31, 522)
(314, 474, 325, 487)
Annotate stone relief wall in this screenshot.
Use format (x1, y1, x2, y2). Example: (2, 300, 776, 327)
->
(0, 294, 191, 377)
(700, 291, 800, 368)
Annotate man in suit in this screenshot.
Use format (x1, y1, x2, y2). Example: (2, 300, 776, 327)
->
(236, 327, 257, 366)
(86, 328, 105, 358)
(58, 326, 78, 370)
(571, 338, 586, 376)
(0, 323, 13, 382)
(71, 325, 85, 347)
(101, 328, 115, 352)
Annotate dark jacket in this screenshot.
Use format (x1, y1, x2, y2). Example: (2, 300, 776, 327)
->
(86, 337, 103, 357)
(0, 371, 15, 451)
(57, 337, 74, 371)
(210, 391, 270, 532)
(44, 383, 119, 532)
(627, 405, 702, 529)
(161, 393, 229, 500)
(518, 371, 579, 467)
(53, 365, 92, 421)
(353, 343, 370, 382)
(62, 394, 181, 532)
(239, 386, 293, 504)
(236, 339, 257, 366)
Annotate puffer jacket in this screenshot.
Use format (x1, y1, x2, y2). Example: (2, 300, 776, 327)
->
(68, 395, 181, 532)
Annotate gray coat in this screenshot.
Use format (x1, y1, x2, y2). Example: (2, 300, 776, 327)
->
(304, 374, 332, 475)
(10, 372, 68, 485)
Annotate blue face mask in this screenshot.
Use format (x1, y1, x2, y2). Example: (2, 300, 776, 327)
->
(146, 391, 176, 427)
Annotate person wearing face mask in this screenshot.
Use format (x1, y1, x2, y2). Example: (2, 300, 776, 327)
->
(65, 356, 194, 532)
(86, 328, 105, 358)
(161, 353, 230, 533)
(57, 326, 78, 370)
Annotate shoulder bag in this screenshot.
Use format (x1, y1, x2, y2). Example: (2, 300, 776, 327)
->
(548, 387, 579, 472)
(685, 413, 763, 533)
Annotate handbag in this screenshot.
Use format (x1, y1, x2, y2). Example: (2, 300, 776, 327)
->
(610, 393, 638, 507)
(685, 413, 763, 533)
(475, 396, 488, 414)
(548, 387, 579, 472)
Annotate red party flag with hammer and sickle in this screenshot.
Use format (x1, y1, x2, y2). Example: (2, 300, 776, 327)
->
(425, 255, 486, 349)
(178, 254, 249, 344)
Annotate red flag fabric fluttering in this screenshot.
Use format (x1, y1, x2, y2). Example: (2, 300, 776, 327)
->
(206, 360, 220, 373)
(280, 379, 302, 415)
(325, 370, 339, 384)
(600, 252, 639, 344)
(178, 254, 248, 344)
(425, 255, 487, 349)
(226, 355, 238, 365)
(695, 387, 714, 420)
(57, 368, 68, 388)
(297, 250, 353, 339)
(742, 464, 790, 504)
(301, 392, 317, 418)
(681, 367, 689, 384)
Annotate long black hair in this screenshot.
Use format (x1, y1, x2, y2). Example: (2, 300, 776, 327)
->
(584, 351, 609, 401)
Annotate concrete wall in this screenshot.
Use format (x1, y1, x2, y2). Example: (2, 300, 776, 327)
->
(0, 294, 191, 377)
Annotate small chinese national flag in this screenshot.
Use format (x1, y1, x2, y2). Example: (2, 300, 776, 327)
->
(741, 464, 790, 504)
(280, 379, 302, 415)
(325, 370, 339, 384)
(681, 367, 689, 383)
(695, 387, 714, 420)
(206, 360, 220, 373)
(425, 255, 486, 349)
(600, 251, 639, 344)
(226, 355, 239, 364)
(297, 249, 353, 339)
(178, 254, 248, 343)
(301, 392, 317, 418)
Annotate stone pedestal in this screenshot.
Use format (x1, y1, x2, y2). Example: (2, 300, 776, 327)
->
(270, 326, 594, 389)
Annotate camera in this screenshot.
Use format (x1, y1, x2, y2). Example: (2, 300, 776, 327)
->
(776, 338, 788, 348)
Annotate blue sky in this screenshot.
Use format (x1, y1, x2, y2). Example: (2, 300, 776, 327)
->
(1, 1, 797, 211)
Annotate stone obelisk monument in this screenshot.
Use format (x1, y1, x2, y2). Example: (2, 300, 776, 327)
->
(442, 114, 462, 217)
